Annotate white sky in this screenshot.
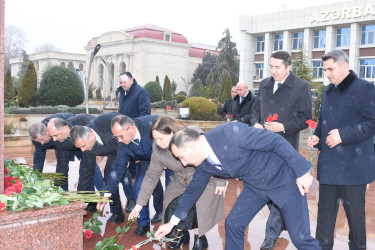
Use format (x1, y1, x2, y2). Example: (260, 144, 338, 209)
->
(5, 0, 346, 54)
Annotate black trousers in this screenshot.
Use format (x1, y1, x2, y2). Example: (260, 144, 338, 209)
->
(316, 184, 367, 250)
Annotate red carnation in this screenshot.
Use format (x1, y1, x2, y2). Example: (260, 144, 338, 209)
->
(132, 246, 137, 250)
(272, 113, 279, 120)
(306, 119, 317, 129)
(0, 201, 5, 212)
(84, 229, 93, 239)
(266, 113, 279, 123)
(229, 114, 233, 119)
(4, 167, 8, 176)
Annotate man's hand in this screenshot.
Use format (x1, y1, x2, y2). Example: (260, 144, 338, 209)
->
(326, 129, 342, 148)
(253, 123, 264, 129)
(128, 204, 142, 221)
(264, 122, 284, 133)
(296, 172, 313, 196)
(307, 135, 320, 149)
(96, 156, 104, 164)
(154, 222, 175, 240)
(215, 186, 226, 195)
(96, 202, 107, 212)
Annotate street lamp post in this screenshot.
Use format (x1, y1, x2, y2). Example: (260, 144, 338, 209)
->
(86, 44, 101, 114)
(75, 69, 87, 113)
(100, 58, 115, 108)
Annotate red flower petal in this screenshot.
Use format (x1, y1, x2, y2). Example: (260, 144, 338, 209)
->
(84, 229, 93, 239)
(266, 116, 274, 123)
(4, 167, 9, 176)
(272, 113, 279, 120)
(0, 202, 6, 212)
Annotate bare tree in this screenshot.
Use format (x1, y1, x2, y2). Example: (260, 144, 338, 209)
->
(34, 43, 61, 53)
(4, 24, 26, 71)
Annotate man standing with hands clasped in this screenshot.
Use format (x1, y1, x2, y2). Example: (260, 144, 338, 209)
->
(307, 50, 375, 250)
(250, 51, 312, 250)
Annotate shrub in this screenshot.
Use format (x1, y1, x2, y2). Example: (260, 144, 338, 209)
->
(175, 94, 186, 103)
(190, 79, 203, 97)
(36, 66, 84, 107)
(163, 75, 173, 101)
(18, 61, 37, 107)
(89, 83, 95, 99)
(96, 87, 103, 99)
(8, 105, 102, 114)
(4, 69, 15, 102)
(144, 81, 162, 102)
(150, 100, 173, 108)
(181, 97, 218, 121)
(4, 121, 16, 134)
(177, 91, 186, 96)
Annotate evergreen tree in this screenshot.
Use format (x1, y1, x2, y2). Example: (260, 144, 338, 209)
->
(171, 80, 177, 97)
(17, 50, 30, 80)
(67, 62, 75, 71)
(163, 75, 173, 101)
(144, 81, 163, 102)
(4, 69, 15, 102)
(208, 79, 215, 99)
(220, 73, 233, 102)
(292, 49, 316, 88)
(192, 52, 217, 86)
(190, 79, 203, 97)
(156, 75, 160, 83)
(18, 61, 37, 107)
(207, 29, 239, 95)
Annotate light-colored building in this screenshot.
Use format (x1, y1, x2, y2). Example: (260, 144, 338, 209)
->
(85, 24, 218, 98)
(10, 51, 86, 87)
(239, 0, 375, 90)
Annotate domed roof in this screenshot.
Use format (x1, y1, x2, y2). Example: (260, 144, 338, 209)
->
(122, 23, 188, 44)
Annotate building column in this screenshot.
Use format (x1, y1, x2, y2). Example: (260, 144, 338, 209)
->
(349, 22, 361, 73)
(263, 32, 272, 79)
(303, 28, 313, 66)
(324, 26, 335, 85)
(239, 31, 255, 89)
(283, 30, 292, 53)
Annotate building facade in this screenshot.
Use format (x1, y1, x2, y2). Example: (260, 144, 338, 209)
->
(10, 51, 86, 87)
(239, 0, 375, 90)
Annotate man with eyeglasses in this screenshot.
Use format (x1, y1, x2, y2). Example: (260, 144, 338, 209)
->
(46, 114, 104, 211)
(95, 114, 164, 237)
(28, 112, 75, 189)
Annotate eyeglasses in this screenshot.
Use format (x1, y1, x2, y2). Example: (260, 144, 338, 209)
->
(112, 127, 130, 140)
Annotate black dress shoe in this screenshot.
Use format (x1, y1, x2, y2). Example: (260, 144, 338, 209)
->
(260, 237, 277, 250)
(85, 202, 97, 212)
(151, 211, 163, 223)
(108, 213, 125, 224)
(125, 199, 135, 213)
(168, 230, 190, 249)
(133, 225, 150, 236)
(192, 234, 208, 250)
(165, 226, 177, 238)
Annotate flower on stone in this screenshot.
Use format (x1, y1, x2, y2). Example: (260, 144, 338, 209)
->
(0, 202, 5, 212)
(84, 229, 93, 239)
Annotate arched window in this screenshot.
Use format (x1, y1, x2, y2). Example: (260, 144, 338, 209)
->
(79, 64, 84, 71)
(120, 62, 126, 73)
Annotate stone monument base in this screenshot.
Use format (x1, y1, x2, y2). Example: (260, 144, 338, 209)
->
(0, 202, 86, 249)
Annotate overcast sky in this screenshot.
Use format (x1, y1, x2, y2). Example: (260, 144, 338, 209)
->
(5, 0, 345, 54)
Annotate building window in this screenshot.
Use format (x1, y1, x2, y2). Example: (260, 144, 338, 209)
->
(314, 30, 326, 49)
(359, 59, 375, 79)
(79, 64, 83, 71)
(337, 27, 351, 47)
(255, 63, 264, 80)
(164, 33, 171, 41)
(313, 61, 324, 78)
(274, 34, 283, 51)
(361, 24, 375, 45)
(293, 32, 304, 50)
(257, 36, 265, 52)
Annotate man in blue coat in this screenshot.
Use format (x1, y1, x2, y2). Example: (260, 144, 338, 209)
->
(155, 123, 320, 250)
(96, 114, 164, 236)
(307, 50, 375, 250)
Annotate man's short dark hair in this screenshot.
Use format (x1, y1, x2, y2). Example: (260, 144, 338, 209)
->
(321, 50, 349, 63)
(110, 115, 135, 129)
(70, 126, 91, 144)
(170, 127, 200, 149)
(50, 118, 68, 130)
(119, 72, 133, 79)
(271, 51, 292, 67)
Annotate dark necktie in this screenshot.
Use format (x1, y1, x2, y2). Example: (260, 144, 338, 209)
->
(277, 82, 282, 89)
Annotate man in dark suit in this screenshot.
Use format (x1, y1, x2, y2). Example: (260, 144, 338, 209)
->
(307, 50, 375, 250)
(220, 86, 237, 120)
(70, 112, 124, 224)
(250, 51, 312, 249)
(96, 114, 164, 236)
(155, 124, 320, 250)
(230, 81, 255, 124)
(28, 112, 75, 190)
(46, 114, 104, 211)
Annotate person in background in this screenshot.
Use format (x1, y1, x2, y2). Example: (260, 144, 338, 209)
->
(230, 81, 254, 124)
(221, 86, 237, 121)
